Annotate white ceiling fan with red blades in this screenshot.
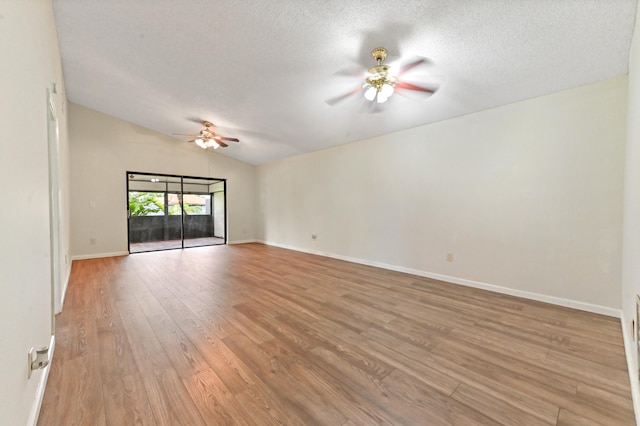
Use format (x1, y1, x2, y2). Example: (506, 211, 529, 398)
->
(327, 47, 438, 106)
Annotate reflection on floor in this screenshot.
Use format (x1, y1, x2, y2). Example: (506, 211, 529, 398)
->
(129, 237, 225, 253)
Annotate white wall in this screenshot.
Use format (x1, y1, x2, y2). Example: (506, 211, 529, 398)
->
(622, 0, 640, 420)
(69, 103, 256, 258)
(0, 0, 70, 424)
(257, 76, 627, 313)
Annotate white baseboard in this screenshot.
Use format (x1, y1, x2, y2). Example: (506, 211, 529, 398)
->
(257, 240, 620, 318)
(55, 263, 72, 314)
(60, 263, 70, 310)
(228, 239, 257, 245)
(621, 313, 640, 425)
(71, 251, 129, 261)
(421, 272, 620, 318)
(27, 335, 55, 426)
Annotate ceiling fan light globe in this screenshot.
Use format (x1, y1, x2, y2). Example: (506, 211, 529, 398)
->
(377, 93, 388, 103)
(380, 82, 394, 98)
(364, 85, 377, 101)
(195, 138, 206, 148)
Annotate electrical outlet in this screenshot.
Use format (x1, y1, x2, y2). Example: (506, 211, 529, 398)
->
(446, 252, 453, 262)
(28, 346, 50, 379)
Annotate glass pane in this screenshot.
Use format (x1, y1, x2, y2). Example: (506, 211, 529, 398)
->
(168, 193, 183, 215)
(128, 192, 165, 216)
(213, 191, 225, 240)
(184, 193, 210, 215)
(128, 173, 182, 253)
(183, 177, 225, 248)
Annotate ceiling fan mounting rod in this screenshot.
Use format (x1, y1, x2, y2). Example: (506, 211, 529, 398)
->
(371, 47, 388, 64)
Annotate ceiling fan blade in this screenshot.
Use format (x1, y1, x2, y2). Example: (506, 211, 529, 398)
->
(333, 66, 366, 78)
(397, 57, 429, 76)
(325, 86, 362, 106)
(395, 81, 436, 93)
(216, 141, 228, 148)
(217, 136, 239, 142)
(187, 139, 196, 143)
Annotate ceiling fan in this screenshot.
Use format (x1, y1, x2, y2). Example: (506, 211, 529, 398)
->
(327, 47, 437, 106)
(173, 121, 239, 150)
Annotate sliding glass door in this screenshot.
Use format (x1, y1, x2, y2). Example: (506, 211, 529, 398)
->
(127, 172, 226, 253)
(181, 176, 226, 248)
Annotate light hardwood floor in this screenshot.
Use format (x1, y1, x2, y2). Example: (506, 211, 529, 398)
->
(38, 243, 635, 425)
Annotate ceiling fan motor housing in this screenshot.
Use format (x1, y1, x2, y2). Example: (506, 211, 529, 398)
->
(366, 65, 397, 89)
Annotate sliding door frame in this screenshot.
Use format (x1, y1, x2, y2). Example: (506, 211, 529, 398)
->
(126, 171, 227, 253)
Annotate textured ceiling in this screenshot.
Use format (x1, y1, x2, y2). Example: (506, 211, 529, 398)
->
(53, 0, 637, 165)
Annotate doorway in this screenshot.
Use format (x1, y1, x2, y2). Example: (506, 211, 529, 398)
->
(127, 172, 226, 253)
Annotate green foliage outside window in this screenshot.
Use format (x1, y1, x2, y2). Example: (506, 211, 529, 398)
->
(129, 192, 164, 216)
(129, 191, 206, 216)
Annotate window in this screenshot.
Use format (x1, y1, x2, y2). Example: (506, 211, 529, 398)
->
(167, 193, 211, 215)
(128, 191, 165, 216)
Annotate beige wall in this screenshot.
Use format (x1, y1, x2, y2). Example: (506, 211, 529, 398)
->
(622, 0, 640, 419)
(0, 0, 70, 424)
(68, 103, 256, 258)
(257, 76, 627, 314)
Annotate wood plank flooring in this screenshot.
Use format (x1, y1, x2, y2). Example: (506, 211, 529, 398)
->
(38, 243, 635, 425)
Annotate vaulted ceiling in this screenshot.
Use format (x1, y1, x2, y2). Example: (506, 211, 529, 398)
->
(53, 1, 637, 165)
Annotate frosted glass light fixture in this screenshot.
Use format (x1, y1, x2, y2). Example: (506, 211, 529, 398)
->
(364, 85, 377, 101)
(178, 121, 240, 150)
(380, 83, 394, 98)
(195, 139, 221, 149)
(362, 47, 398, 104)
